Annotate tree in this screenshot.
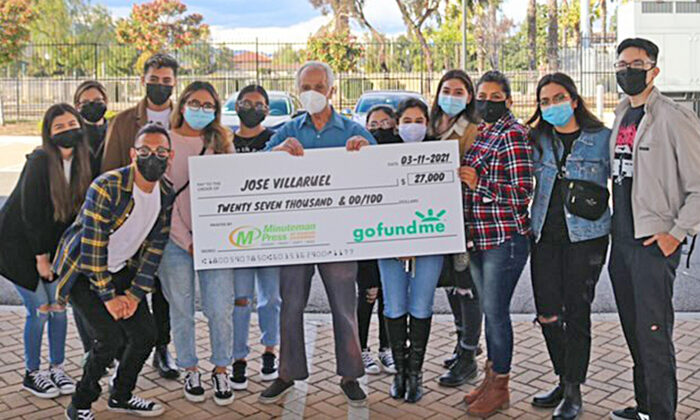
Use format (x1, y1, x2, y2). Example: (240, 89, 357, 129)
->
(116, 0, 209, 53)
(547, 0, 559, 71)
(309, 0, 351, 34)
(0, 0, 37, 66)
(306, 30, 363, 73)
(395, 0, 442, 73)
(527, 0, 537, 70)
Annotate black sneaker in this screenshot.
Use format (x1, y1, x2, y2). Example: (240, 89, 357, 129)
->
(340, 379, 367, 407)
(183, 371, 205, 403)
(261, 352, 279, 381)
(259, 378, 295, 404)
(50, 365, 76, 395)
(611, 406, 650, 420)
(212, 370, 234, 406)
(107, 395, 164, 417)
(65, 403, 95, 420)
(230, 360, 248, 390)
(23, 370, 60, 399)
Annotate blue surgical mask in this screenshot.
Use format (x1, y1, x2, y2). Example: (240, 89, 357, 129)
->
(184, 107, 215, 130)
(438, 94, 468, 117)
(541, 102, 574, 127)
(398, 123, 427, 143)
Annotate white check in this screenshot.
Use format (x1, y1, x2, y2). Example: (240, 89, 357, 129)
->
(189, 141, 467, 270)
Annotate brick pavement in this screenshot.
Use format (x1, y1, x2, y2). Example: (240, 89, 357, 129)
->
(1, 308, 700, 419)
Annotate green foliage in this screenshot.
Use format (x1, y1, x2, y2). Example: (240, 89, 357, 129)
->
(306, 31, 364, 73)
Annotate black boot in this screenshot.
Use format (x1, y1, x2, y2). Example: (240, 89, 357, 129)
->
(153, 345, 179, 379)
(385, 315, 408, 400)
(532, 379, 565, 408)
(438, 347, 477, 387)
(552, 382, 582, 419)
(405, 316, 431, 403)
(443, 332, 462, 368)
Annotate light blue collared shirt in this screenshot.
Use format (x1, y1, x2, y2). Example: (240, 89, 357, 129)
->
(264, 108, 376, 150)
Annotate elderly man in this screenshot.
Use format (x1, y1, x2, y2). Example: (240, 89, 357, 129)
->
(260, 61, 376, 407)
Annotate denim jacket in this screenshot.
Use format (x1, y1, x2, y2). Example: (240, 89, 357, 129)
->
(531, 127, 612, 243)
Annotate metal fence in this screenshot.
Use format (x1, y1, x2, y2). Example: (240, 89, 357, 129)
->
(0, 41, 618, 123)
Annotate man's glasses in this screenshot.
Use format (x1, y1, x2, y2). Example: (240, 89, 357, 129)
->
(613, 60, 656, 72)
(134, 146, 170, 160)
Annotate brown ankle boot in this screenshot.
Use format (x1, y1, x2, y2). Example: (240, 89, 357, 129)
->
(466, 373, 510, 418)
(463, 360, 492, 405)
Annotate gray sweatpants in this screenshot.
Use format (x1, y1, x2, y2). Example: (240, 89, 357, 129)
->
(278, 262, 365, 380)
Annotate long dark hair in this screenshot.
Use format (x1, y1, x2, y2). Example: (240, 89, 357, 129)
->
(171, 81, 232, 154)
(526, 72, 604, 152)
(429, 70, 478, 135)
(40, 104, 92, 223)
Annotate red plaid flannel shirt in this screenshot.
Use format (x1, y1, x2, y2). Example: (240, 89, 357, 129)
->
(462, 111, 534, 250)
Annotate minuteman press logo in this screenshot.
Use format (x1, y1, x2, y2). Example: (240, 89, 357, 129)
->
(229, 223, 317, 248)
(352, 209, 447, 243)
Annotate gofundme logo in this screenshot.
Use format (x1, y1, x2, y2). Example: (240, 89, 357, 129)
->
(352, 209, 447, 243)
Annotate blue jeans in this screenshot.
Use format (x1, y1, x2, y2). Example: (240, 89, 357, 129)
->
(469, 233, 530, 374)
(14, 280, 66, 371)
(232, 267, 281, 360)
(159, 240, 235, 368)
(378, 255, 443, 319)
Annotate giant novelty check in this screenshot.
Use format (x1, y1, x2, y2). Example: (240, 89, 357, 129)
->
(189, 141, 467, 270)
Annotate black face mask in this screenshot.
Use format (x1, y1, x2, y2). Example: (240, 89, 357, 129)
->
(146, 83, 173, 106)
(51, 128, 83, 149)
(238, 108, 266, 128)
(476, 99, 508, 123)
(370, 128, 402, 145)
(79, 101, 107, 123)
(616, 68, 649, 96)
(136, 155, 168, 182)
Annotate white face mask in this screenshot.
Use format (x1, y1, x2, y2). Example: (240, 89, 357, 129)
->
(398, 123, 427, 143)
(300, 90, 329, 115)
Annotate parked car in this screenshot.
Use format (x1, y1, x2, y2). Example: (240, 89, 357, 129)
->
(222, 90, 301, 131)
(349, 90, 426, 126)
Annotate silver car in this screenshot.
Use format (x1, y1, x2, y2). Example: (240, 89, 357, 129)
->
(350, 90, 426, 126)
(222, 90, 301, 130)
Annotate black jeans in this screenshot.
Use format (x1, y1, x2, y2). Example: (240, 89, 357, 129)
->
(356, 260, 388, 351)
(531, 235, 608, 384)
(609, 238, 681, 420)
(69, 269, 156, 409)
(441, 255, 482, 351)
(73, 276, 170, 352)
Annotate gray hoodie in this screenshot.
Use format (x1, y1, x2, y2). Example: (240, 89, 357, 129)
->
(610, 87, 700, 241)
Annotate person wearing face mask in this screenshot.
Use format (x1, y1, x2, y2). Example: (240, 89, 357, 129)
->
(260, 61, 375, 408)
(74, 80, 109, 179)
(377, 98, 443, 404)
(101, 53, 179, 380)
(0, 104, 92, 400)
(525, 73, 611, 420)
(53, 123, 175, 419)
(428, 70, 484, 389)
(233, 84, 276, 153)
(350, 104, 400, 378)
(607, 38, 700, 420)
(156, 81, 237, 406)
(459, 71, 534, 418)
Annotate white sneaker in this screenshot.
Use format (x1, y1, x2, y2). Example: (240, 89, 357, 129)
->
(23, 370, 59, 399)
(378, 349, 397, 374)
(361, 350, 380, 375)
(50, 365, 76, 395)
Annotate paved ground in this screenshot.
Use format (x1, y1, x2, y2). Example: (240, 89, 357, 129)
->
(1, 308, 700, 419)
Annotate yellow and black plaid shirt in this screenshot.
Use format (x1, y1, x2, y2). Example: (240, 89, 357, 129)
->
(53, 164, 174, 305)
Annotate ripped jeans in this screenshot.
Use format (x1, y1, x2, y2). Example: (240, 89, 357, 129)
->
(14, 280, 67, 371)
(530, 235, 608, 384)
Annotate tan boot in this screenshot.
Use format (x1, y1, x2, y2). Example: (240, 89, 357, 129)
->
(466, 373, 510, 418)
(463, 360, 492, 405)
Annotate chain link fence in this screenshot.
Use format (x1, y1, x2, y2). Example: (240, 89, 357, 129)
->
(0, 40, 618, 123)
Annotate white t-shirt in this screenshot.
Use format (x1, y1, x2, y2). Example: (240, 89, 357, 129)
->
(62, 157, 72, 182)
(146, 108, 172, 129)
(107, 182, 161, 273)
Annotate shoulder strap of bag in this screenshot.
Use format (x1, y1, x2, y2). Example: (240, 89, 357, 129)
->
(174, 145, 207, 199)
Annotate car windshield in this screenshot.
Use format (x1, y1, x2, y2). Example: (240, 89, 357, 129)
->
(224, 96, 291, 116)
(355, 94, 417, 113)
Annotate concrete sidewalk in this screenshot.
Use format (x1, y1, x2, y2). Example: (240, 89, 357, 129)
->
(1, 308, 700, 419)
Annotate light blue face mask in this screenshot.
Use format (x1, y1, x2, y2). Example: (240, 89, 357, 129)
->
(184, 106, 216, 130)
(438, 94, 468, 117)
(541, 102, 574, 127)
